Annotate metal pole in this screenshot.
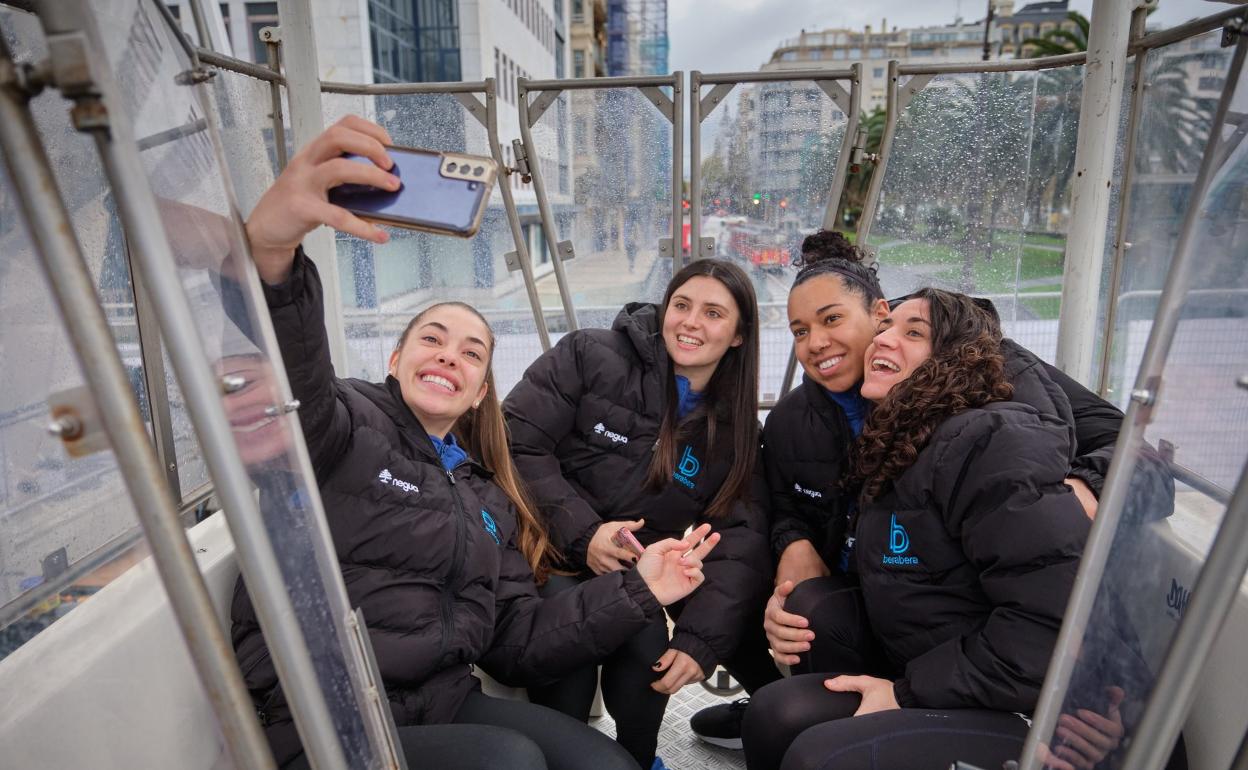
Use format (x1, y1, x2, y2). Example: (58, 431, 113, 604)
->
(127, 251, 184, 500)
(856, 60, 900, 251)
(263, 35, 288, 172)
(1232, 723, 1248, 770)
(698, 68, 855, 84)
(517, 78, 579, 329)
(1018, 32, 1248, 770)
(321, 79, 491, 95)
(1121, 457, 1248, 770)
(275, 0, 347, 373)
(689, 71, 703, 259)
(671, 72, 684, 262)
(898, 52, 1087, 76)
(1096, 10, 1149, 398)
(0, 36, 275, 770)
(186, 0, 212, 50)
(484, 78, 551, 350)
(779, 348, 799, 396)
(31, 2, 357, 764)
(982, 0, 996, 62)
(1054, 0, 1134, 386)
(821, 64, 861, 231)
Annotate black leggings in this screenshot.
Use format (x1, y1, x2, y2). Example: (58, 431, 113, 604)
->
(743, 673, 1030, 770)
(528, 573, 781, 767)
(283, 689, 638, 770)
(785, 576, 889, 677)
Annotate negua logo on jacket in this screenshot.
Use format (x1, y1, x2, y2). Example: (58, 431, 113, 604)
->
(592, 422, 629, 445)
(377, 468, 419, 494)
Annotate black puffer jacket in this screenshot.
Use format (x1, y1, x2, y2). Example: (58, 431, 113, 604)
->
(767, 337, 1123, 563)
(856, 401, 1090, 712)
(231, 252, 662, 765)
(503, 303, 772, 674)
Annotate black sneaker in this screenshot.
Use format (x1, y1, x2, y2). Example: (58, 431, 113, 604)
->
(690, 697, 750, 750)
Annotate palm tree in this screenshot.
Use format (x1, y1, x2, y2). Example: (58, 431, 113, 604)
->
(1021, 11, 1089, 57)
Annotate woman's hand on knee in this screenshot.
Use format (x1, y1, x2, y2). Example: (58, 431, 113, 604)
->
(245, 115, 399, 283)
(650, 649, 705, 694)
(824, 675, 900, 716)
(764, 580, 814, 666)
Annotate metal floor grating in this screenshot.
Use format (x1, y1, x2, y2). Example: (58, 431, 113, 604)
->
(590, 685, 747, 770)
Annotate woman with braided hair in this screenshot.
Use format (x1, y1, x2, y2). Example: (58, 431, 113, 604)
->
(740, 289, 1092, 770)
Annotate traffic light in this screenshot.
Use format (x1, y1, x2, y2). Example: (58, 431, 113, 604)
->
(779, 198, 788, 209)
(752, 193, 761, 205)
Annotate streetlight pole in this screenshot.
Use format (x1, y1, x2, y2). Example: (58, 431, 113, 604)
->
(982, 0, 996, 61)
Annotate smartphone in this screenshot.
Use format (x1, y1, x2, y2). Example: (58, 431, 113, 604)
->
(612, 526, 645, 558)
(327, 145, 497, 238)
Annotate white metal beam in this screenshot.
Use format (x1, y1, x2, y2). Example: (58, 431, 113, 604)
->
(1054, 0, 1138, 385)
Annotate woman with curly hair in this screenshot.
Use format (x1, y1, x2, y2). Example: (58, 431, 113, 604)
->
(739, 289, 1092, 770)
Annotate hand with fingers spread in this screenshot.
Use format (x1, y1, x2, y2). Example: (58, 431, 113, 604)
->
(651, 648, 706, 695)
(635, 522, 720, 606)
(824, 675, 900, 716)
(245, 115, 400, 284)
(1042, 687, 1126, 770)
(764, 580, 815, 666)
(587, 518, 646, 575)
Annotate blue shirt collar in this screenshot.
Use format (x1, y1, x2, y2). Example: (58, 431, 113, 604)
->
(674, 375, 704, 420)
(429, 432, 469, 471)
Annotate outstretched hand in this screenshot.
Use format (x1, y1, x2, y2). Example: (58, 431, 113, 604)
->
(636, 523, 720, 606)
(245, 115, 399, 284)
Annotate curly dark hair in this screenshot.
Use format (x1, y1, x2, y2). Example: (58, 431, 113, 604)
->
(852, 288, 1014, 500)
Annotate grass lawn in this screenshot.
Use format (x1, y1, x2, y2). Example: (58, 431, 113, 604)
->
(872, 238, 1065, 295)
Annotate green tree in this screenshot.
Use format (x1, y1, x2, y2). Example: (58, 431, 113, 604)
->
(1021, 11, 1089, 56)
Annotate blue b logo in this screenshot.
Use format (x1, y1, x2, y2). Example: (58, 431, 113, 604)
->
(678, 446, 701, 478)
(888, 514, 910, 555)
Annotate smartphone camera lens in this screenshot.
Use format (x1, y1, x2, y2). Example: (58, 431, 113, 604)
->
(468, 182, 480, 191)
(473, 166, 485, 177)
(446, 162, 458, 173)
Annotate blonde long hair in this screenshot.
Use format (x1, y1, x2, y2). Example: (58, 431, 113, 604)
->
(397, 304, 554, 583)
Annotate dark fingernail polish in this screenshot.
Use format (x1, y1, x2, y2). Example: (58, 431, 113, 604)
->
(653, 660, 662, 668)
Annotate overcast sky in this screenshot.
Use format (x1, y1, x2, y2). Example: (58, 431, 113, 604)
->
(669, 0, 1223, 74)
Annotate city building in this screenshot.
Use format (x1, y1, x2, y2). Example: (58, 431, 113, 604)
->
(995, 0, 1081, 59)
(165, 0, 570, 314)
(569, 0, 607, 78)
(606, 0, 667, 76)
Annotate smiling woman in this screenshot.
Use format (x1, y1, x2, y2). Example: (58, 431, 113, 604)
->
(230, 115, 724, 770)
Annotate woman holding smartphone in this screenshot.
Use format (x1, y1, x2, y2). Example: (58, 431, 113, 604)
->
(502, 259, 776, 768)
(741, 289, 1091, 770)
(233, 115, 721, 770)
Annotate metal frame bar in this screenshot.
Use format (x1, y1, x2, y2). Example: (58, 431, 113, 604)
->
(43, 0, 368, 764)
(0, 28, 274, 770)
(687, 70, 710, 257)
(698, 67, 855, 84)
(482, 77, 551, 350)
(1054, 0, 1136, 386)
(856, 60, 900, 252)
(275, 0, 346, 374)
(1128, 5, 1247, 53)
(261, 32, 288, 172)
(821, 63, 861, 231)
(897, 51, 1087, 75)
(670, 72, 684, 261)
(320, 79, 490, 95)
(516, 77, 578, 329)
(198, 47, 284, 83)
(1019, 30, 1248, 770)
(1097, 10, 1150, 398)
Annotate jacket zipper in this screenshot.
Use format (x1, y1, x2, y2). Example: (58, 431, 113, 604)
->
(439, 469, 469, 662)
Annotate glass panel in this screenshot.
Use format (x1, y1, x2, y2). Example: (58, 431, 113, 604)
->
(1099, 32, 1234, 409)
(1028, 69, 1248, 767)
(87, 2, 391, 765)
(210, 67, 281, 217)
(322, 91, 543, 397)
(0, 5, 149, 655)
(529, 86, 674, 326)
(870, 69, 1084, 362)
(697, 79, 850, 400)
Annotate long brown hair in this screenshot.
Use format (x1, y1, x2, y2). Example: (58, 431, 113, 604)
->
(397, 304, 555, 583)
(852, 288, 1014, 501)
(644, 259, 760, 519)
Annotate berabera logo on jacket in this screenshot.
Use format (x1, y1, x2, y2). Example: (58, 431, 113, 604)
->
(480, 509, 501, 545)
(673, 445, 701, 489)
(881, 513, 920, 567)
(377, 468, 419, 494)
(592, 422, 629, 445)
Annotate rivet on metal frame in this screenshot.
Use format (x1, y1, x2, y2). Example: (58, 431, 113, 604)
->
(47, 386, 111, 458)
(1237, 374, 1248, 391)
(1129, 388, 1156, 406)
